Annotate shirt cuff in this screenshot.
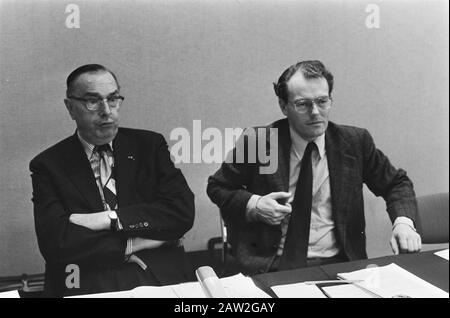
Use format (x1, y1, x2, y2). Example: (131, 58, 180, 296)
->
(127, 254, 147, 271)
(393, 216, 416, 231)
(245, 194, 261, 222)
(116, 212, 123, 231)
(125, 238, 133, 257)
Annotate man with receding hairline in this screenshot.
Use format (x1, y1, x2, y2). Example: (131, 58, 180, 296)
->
(207, 60, 421, 275)
(30, 64, 195, 297)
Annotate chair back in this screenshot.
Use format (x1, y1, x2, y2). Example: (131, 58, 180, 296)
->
(417, 192, 449, 244)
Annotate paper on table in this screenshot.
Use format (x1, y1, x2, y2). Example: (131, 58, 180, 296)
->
(434, 249, 449, 261)
(68, 285, 180, 298)
(174, 273, 270, 298)
(338, 263, 449, 298)
(271, 282, 327, 298)
(321, 284, 374, 298)
(0, 290, 20, 298)
(67, 290, 132, 298)
(172, 281, 206, 298)
(220, 273, 271, 298)
(131, 285, 180, 298)
(68, 273, 270, 298)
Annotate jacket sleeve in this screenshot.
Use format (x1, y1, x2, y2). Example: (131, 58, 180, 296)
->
(30, 158, 127, 267)
(206, 131, 256, 226)
(115, 134, 195, 241)
(360, 129, 418, 224)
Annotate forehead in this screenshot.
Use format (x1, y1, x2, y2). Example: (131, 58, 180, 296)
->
(71, 71, 118, 96)
(286, 72, 329, 100)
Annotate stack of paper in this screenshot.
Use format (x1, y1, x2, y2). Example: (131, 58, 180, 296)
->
(271, 282, 327, 298)
(337, 263, 449, 298)
(68, 273, 270, 298)
(172, 274, 271, 298)
(271, 263, 449, 298)
(69, 285, 180, 298)
(221, 274, 271, 298)
(321, 284, 374, 298)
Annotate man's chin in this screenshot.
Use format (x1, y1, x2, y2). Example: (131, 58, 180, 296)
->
(309, 123, 327, 137)
(302, 128, 326, 141)
(96, 128, 118, 143)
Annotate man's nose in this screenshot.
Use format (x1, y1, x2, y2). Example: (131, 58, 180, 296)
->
(310, 103, 320, 115)
(99, 99, 112, 115)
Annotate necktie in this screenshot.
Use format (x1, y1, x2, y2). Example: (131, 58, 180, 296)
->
(278, 141, 317, 270)
(97, 144, 117, 210)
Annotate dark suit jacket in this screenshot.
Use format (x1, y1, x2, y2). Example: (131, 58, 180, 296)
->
(207, 119, 418, 275)
(30, 128, 195, 297)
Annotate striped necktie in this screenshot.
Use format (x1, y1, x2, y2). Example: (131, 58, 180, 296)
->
(96, 144, 117, 210)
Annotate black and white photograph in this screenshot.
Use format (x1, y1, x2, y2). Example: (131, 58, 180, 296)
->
(0, 0, 448, 303)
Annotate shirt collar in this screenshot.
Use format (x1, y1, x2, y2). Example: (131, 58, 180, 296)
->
(77, 131, 114, 159)
(289, 126, 326, 160)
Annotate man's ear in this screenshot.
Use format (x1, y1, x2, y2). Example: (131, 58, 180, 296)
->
(64, 98, 76, 120)
(278, 98, 288, 116)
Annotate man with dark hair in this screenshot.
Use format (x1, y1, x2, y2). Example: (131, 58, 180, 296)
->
(207, 60, 421, 274)
(30, 64, 195, 297)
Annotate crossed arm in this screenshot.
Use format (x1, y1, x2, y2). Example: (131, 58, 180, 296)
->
(30, 136, 194, 267)
(68, 212, 165, 255)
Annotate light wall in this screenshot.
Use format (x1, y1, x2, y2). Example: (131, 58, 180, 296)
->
(0, 0, 448, 275)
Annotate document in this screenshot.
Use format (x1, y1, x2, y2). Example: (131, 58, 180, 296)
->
(171, 281, 206, 298)
(337, 263, 449, 298)
(69, 285, 180, 298)
(68, 273, 270, 298)
(321, 284, 374, 298)
(172, 274, 271, 298)
(220, 274, 271, 298)
(0, 290, 20, 298)
(271, 282, 327, 298)
(434, 249, 449, 261)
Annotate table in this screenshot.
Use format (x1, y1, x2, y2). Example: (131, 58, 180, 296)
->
(251, 250, 449, 298)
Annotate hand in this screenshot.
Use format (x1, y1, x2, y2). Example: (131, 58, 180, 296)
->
(254, 192, 292, 225)
(69, 211, 110, 231)
(390, 223, 422, 255)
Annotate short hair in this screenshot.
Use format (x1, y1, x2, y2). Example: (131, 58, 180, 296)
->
(66, 64, 119, 97)
(273, 60, 334, 103)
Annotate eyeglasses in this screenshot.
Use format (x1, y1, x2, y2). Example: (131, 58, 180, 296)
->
(291, 96, 332, 113)
(68, 95, 124, 111)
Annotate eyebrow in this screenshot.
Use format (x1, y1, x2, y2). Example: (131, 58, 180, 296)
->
(81, 90, 120, 98)
(295, 96, 329, 102)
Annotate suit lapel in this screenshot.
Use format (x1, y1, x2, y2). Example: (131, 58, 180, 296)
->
(61, 133, 104, 211)
(265, 119, 291, 192)
(326, 124, 357, 245)
(112, 129, 138, 207)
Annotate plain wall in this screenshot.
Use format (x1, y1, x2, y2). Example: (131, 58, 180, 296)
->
(0, 0, 448, 276)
